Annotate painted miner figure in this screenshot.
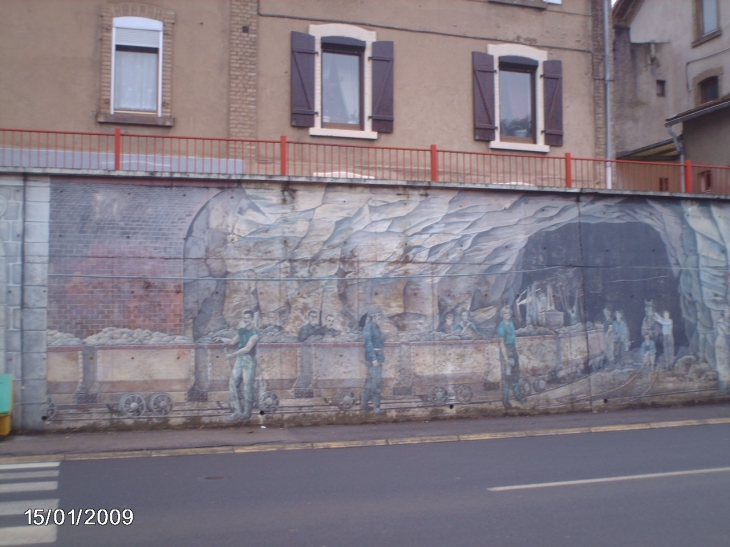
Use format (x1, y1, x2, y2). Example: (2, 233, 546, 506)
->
(654, 310, 674, 367)
(641, 301, 661, 349)
(497, 306, 525, 408)
(298, 309, 323, 342)
(217, 309, 259, 422)
(361, 309, 385, 414)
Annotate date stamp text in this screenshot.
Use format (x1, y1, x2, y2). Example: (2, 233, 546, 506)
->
(24, 508, 134, 526)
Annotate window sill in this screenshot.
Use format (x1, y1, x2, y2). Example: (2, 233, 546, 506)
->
(97, 113, 175, 127)
(484, 0, 547, 9)
(489, 140, 549, 154)
(692, 29, 722, 47)
(309, 127, 378, 140)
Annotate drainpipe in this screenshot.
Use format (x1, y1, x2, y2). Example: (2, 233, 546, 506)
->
(666, 124, 685, 192)
(18, 174, 26, 429)
(604, 0, 613, 188)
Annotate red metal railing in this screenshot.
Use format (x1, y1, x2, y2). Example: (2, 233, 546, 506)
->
(691, 163, 730, 195)
(2, 127, 730, 195)
(287, 141, 431, 181)
(571, 157, 686, 193)
(0, 129, 115, 171)
(438, 148, 566, 186)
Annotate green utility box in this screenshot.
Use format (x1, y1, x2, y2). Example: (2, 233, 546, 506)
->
(0, 374, 12, 436)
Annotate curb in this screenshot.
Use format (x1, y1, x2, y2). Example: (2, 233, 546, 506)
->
(2, 417, 729, 464)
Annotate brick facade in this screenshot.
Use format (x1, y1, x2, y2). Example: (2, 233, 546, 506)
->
(228, 0, 259, 138)
(47, 180, 219, 339)
(591, 0, 609, 159)
(98, 3, 176, 122)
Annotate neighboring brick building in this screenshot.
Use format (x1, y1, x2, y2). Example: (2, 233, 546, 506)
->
(613, 0, 730, 166)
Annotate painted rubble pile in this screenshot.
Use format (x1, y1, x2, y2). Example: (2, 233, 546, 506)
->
(83, 327, 192, 346)
(47, 330, 82, 347)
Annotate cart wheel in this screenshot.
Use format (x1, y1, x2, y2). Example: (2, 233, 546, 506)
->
(533, 377, 547, 393)
(518, 377, 532, 397)
(149, 392, 173, 416)
(259, 391, 280, 414)
(455, 384, 473, 404)
(428, 386, 449, 406)
(335, 389, 357, 411)
(45, 397, 56, 420)
(120, 393, 146, 417)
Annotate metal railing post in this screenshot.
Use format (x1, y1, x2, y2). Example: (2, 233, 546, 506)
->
(430, 144, 438, 182)
(565, 153, 572, 188)
(114, 128, 121, 171)
(280, 135, 288, 176)
(684, 159, 693, 193)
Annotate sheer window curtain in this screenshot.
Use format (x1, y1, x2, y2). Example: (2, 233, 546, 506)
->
(334, 55, 359, 124)
(323, 53, 360, 125)
(114, 49, 158, 112)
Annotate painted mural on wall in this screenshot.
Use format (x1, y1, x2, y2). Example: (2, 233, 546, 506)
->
(44, 180, 730, 426)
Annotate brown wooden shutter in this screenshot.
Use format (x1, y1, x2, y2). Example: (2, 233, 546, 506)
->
(543, 60, 563, 147)
(371, 41, 394, 133)
(472, 52, 496, 141)
(291, 31, 316, 128)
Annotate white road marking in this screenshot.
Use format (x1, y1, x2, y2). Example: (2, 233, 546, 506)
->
(0, 462, 61, 545)
(0, 463, 59, 471)
(489, 466, 730, 491)
(0, 471, 59, 481)
(0, 481, 58, 494)
(0, 499, 59, 516)
(0, 526, 57, 546)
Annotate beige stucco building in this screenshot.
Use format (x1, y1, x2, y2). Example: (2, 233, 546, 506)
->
(0, 0, 610, 159)
(613, 0, 730, 165)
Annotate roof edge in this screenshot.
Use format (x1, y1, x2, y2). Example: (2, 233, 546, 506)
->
(666, 96, 730, 126)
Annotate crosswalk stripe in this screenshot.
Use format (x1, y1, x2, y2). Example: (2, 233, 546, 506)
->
(0, 463, 59, 471)
(0, 499, 59, 516)
(0, 526, 57, 546)
(0, 471, 59, 481)
(0, 481, 58, 494)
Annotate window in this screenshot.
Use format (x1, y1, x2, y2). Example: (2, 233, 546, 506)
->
(700, 0, 719, 35)
(473, 43, 562, 153)
(656, 80, 666, 97)
(112, 17, 162, 114)
(98, 5, 175, 127)
(694, 0, 721, 44)
(291, 24, 394, 139)
(700, 170, 713, 193)
(321, 39, 364, 130)
(499, 58, 538, 144)
(700, 76, 720, 103)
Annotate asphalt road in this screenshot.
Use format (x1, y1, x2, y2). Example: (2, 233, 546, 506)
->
(4, 423, 729, 547)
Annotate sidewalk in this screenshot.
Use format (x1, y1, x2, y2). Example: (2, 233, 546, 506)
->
(2, 403, 729, 463)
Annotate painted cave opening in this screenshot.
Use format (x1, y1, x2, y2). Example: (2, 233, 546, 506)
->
(516, 220, 686, 354)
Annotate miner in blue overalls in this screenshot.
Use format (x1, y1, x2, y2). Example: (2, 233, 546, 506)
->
(497, 305, 525, 409)
(361, 309, 385, 414)
(217, 309, 259, 422)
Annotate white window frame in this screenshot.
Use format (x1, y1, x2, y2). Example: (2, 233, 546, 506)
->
(308, 24, 378, 140)
(488, 43, 550, 154)
(700, 0, 719, 36)
(111, 16, 163, 117)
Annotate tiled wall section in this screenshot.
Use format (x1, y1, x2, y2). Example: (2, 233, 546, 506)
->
(0, 174, 50, 430)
